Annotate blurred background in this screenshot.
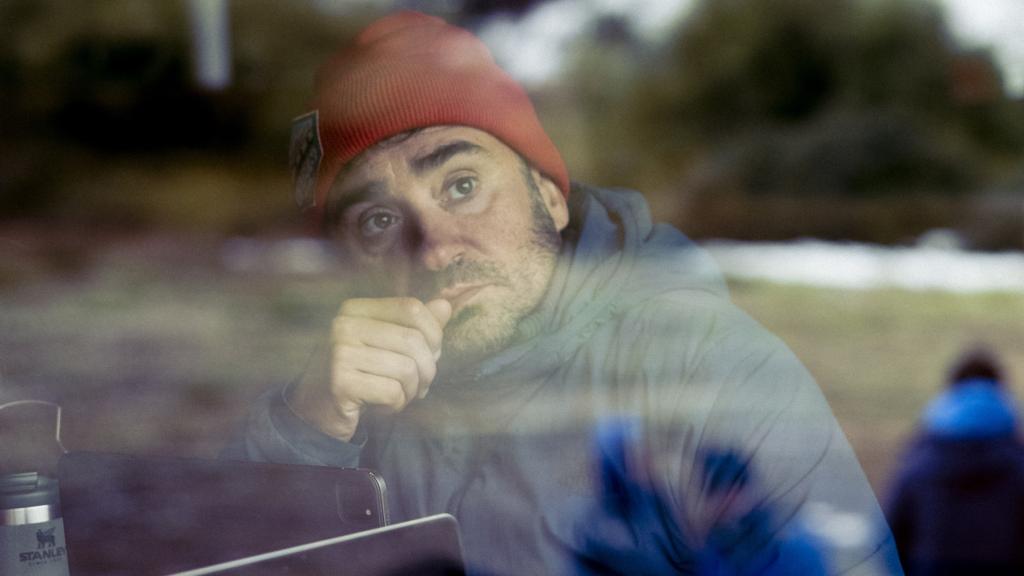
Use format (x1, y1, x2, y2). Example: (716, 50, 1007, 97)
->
(1, 0, 1022, 497)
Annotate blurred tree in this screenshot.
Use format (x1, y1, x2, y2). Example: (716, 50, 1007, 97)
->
(0, 0, 379, 225)
(660, 0, 850, 135)
(839, 0, 954, 114)
(54, 35, 249, 151)
(0, 0, 377, 152)
(565, 15, 652, 188)
(559, 0, 1024, 245)
(229, 0, 374, 152)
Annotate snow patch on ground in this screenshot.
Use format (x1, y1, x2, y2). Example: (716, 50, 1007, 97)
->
(703, 240, 1024, 293)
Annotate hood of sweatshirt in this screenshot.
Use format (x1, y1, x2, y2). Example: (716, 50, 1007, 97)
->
(913, 380, 1021, 486)
(922, 380, 1017, 440)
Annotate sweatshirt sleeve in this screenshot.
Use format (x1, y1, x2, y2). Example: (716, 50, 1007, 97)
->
(614, 294, 903, 576)
(221, 384, 365, 468)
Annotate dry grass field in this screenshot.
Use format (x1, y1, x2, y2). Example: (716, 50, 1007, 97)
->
(730, 280, 1024, 494)
(2, 230, 1023, 499)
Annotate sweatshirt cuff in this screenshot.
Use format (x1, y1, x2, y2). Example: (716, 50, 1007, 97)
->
(267, 384, 366, 467)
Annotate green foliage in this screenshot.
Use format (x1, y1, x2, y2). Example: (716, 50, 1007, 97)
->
(840, 0, 954, 112)
(2, 0, 376, 151)
(662, 0, 853, 132)
(0, 0, 380, 228)
(563, 0, 1024, 223)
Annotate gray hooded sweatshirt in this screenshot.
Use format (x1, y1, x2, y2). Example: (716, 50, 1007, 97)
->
(225, 185, 901, 576)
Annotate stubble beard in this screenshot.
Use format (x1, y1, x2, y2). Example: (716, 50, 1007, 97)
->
(437, 167, 562, 369)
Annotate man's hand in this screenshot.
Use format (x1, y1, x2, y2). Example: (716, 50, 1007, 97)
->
(287, 297, 452, 442)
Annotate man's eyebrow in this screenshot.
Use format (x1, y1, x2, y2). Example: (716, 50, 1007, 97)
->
(409, 140, 486, 175)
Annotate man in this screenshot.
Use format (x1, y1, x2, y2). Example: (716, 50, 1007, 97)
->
(226, 11, 901, 575)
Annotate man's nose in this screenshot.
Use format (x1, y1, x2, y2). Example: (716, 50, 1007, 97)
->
(411, 210, 463, 272)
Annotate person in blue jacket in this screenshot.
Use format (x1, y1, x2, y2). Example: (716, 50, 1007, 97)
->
(885, 346, 1024, 575)
(226, 11, 901, 575)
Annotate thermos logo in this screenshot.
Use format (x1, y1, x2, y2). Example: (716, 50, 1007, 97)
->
(36, 527, 57, 548)
(17, 529, 66, 564)
(18, 546, 67, 564)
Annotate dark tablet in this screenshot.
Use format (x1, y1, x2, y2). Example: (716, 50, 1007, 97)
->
(57, 451, 388, 576)
(169, 513, 465, 576)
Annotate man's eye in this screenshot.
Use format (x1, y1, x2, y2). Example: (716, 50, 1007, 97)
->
(359, 210, 400, 237)
(445, 176, 477, 201)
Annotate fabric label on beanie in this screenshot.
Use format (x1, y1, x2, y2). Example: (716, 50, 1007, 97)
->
(289, 110, 322, 210)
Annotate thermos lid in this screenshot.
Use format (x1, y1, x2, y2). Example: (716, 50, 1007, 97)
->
(0, 472, 60, 510)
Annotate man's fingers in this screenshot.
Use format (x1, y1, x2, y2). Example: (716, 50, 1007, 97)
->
(336, 316, 432, 356)
(340, 298, 446, 352)
(425, 299, 452, 363)
(291, 297, 447, 442)
(332, 367, 408, 413)
(333, 316, 438, 388)
(334, 345, 423, 407)
(326, 297, 449, 418)
(426, 298, 453, 328)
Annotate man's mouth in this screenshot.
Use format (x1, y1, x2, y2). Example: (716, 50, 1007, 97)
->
(438, 283, 488, 311)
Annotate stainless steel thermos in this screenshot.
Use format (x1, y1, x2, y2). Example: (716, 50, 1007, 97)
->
(0, 473, 69, 575)
(0, 471, 69, 573)
(0, 400, 70, 575)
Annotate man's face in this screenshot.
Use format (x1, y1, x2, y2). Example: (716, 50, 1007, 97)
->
(326, 126, 570, 366)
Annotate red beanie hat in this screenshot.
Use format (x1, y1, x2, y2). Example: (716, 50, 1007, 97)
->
(288, 11, 570, 227)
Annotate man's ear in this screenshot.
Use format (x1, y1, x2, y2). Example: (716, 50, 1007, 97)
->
(531, 168, 569, 232)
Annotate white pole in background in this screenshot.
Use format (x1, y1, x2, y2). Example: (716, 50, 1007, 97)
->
(188, 0, 232, 91)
